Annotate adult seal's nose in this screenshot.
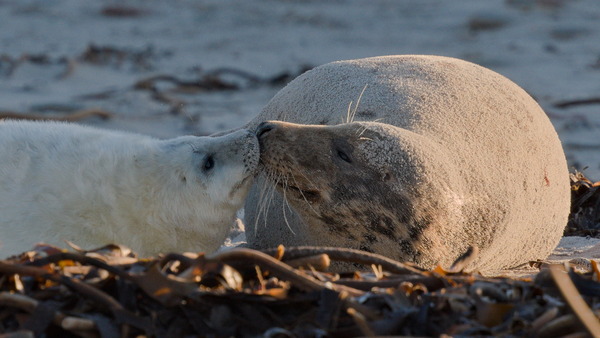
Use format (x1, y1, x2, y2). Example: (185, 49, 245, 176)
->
(256, 122, 275, 138)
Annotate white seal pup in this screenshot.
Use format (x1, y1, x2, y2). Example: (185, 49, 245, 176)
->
(245, 55, 570, 272)
(0, 121, 259, 257)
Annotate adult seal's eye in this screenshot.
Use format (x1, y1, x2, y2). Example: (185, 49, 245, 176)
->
(337, 150, 351, 163)
(203, 155, 215, 171)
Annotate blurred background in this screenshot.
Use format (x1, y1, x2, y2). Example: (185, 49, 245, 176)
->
(1, 0, 599, 176)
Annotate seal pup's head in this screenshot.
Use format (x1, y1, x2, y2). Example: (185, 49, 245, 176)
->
(156, 129, 260, 210)
(129, 129, 260, 253)
(255, 120, 465, 266)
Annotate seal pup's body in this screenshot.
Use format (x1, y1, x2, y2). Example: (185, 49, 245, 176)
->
(245, 55, 570, 272)
(0, 121, 259, 257)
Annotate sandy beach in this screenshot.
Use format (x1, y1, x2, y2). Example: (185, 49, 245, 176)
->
(1, 0, 600, 269)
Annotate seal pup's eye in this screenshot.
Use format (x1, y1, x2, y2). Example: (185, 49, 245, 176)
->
(203, 155, 215, 171)
(337, 150, 352, 163)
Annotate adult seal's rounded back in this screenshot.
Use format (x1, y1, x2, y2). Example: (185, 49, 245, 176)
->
(245, 55, 570, 272)
(0, 121, 259, 257)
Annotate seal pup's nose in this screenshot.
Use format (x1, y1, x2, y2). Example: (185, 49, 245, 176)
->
(256, 122, 275, 138)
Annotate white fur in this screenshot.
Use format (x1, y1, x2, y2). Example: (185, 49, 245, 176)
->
(0, 121, 258, 257)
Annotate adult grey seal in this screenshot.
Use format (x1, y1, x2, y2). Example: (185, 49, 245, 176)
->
(0, 121, 259, 257)
(245, 55, 570, 272)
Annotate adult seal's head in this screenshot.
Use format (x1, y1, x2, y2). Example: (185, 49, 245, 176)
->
(0, 121, 259, 257)
(245, 55, 570, 272)
(256, 120, 466, 268)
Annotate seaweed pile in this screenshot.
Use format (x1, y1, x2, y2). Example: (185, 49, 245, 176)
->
(1, 46, 313, 120)
(1, 171, 599, 337)
(1, 243, 599, 337)
(566, 170, 600, 237)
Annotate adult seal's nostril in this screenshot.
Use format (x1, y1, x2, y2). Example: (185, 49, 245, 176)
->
(256, 122, 274, 138)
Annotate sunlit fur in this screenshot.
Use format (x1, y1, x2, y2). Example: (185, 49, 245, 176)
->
(0, 121, 258, 257)
(255, 121, 465, 268)
(245, 55, 570, 272)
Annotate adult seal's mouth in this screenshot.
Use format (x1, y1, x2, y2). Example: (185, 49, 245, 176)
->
(256, 121, 323, 203)
(275, 181, 321, 203)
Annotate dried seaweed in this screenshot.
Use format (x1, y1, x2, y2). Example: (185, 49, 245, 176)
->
(553, 98, 600, 109)
(133, 66, 313, 93)
(0, 174, 598, 336)
(1, 243, 599, 337)
(0, 109, 112, 122)
(130, 66, 313, 113)
(565, 170, 600, 237)
(79, 45, 164, 72)
(0, 48, 312, 117)
(0, 45, 168, 78)
(100, 6, 147, 18)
